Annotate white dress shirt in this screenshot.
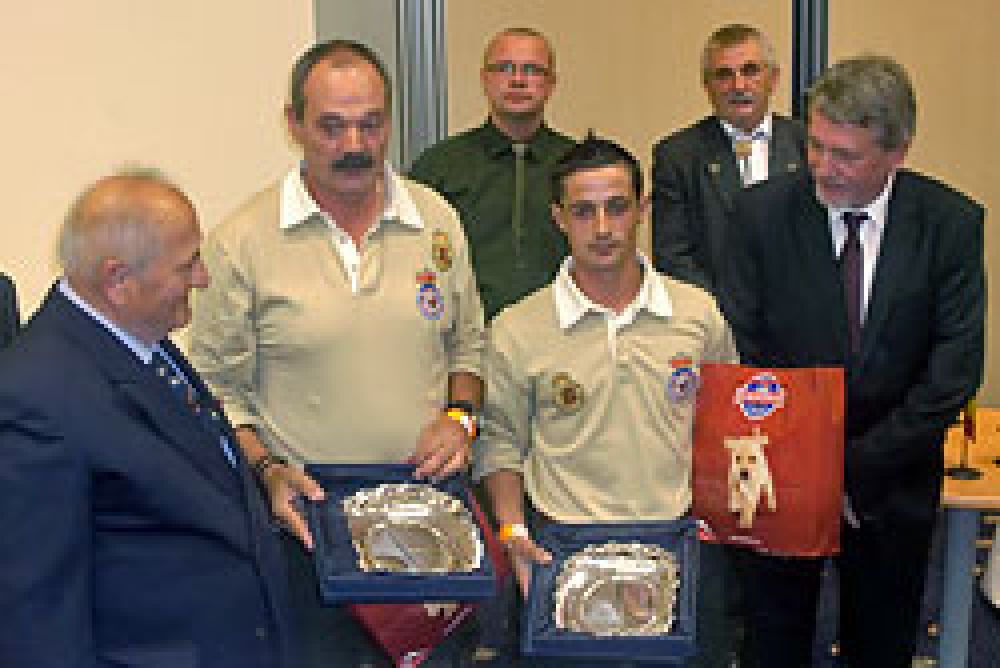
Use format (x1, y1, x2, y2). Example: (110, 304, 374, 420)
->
(721, 113, 773, 186)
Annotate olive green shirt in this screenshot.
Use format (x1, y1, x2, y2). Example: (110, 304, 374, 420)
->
(475, 256, 738, 522)
(409, 120, 574, 320)
(187, 166, 485, 465)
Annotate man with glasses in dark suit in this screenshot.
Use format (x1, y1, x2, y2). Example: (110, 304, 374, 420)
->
(652, 24, 805, 298)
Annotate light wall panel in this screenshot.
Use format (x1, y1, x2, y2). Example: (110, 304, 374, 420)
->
(0, 1, 314, 314)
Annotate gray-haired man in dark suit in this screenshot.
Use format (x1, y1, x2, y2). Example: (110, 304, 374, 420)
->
(652, 24, 805, 298)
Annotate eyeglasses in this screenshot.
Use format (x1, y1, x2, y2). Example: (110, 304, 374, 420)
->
(484, 61, 550, 78)
(709, 61, 767, 82)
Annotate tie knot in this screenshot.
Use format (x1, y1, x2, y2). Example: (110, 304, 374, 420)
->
(734, 139, 753, 161)
(842, 211, 869, 230)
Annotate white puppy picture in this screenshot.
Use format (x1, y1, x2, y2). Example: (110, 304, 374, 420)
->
(724, 429, 777, 528)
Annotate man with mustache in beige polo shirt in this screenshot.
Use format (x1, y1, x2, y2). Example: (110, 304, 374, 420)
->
(476, 134, 737, 666)
(187, 40, 485, 667)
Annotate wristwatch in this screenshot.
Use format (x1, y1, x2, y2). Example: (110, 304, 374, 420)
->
(252, 452, 288, 479)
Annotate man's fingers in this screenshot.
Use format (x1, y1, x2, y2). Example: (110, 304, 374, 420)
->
(511, 535, 552, 565)
(436, 448, 468, 479)
(286, 469, 326, 501)
(509, 536, 552, 597)
(413, 441, 467, 480)
(265, 468, 321, 549)
(277, 502, 314, 550)
(513, 559, 533, 598)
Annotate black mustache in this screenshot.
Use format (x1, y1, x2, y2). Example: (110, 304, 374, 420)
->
(332, 153, 375, 170)
(727, 92, 755, 104)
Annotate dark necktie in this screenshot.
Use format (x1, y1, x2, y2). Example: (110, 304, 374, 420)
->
(150, 349, 236, 467)
(512, 142, 527, 269)
(840, 211, 868, 355)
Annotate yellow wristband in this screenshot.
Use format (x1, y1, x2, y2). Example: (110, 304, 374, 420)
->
(498, 522, 530, 543)
(445, 408, 478, 441)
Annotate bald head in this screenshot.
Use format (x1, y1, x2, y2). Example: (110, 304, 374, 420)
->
(59, 169, 208, 344)
(59, 170, 193, 287)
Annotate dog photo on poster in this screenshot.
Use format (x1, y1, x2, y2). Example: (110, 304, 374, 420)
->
(692, 364, 845, 557)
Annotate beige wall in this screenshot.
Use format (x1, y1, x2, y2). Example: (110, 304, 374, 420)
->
(829, 1, 1000, 403)
(0, 2, 314, 315)
(446, 0, 792, 255)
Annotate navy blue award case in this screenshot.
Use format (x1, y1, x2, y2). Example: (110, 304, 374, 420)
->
(521, 519, 698, 663)
(304, 463, 497, 604)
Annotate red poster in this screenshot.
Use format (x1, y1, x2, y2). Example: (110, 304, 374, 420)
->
(692, 364, 845, 557)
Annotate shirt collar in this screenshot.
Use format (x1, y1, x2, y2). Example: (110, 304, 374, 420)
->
(720, 113, 773, 141)
(826, 171, 895, 228)
(480, 118, 553, 159)
(553, 253, 672, 330)
(280, 162, 424, 232)
(58, 278, 157, 363)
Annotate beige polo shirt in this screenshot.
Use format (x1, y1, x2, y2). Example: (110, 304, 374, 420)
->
(188, 165, 485, 464)
(475, 256, 737, 522)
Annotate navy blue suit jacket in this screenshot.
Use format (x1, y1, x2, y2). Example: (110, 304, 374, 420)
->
(0, 286, 296, 668)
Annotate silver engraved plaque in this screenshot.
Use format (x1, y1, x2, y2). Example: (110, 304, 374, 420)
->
(553, 542, 680, 637)
(341, 483, 482, 574)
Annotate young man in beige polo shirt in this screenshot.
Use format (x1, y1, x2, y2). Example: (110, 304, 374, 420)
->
(475, 134, 738, 666)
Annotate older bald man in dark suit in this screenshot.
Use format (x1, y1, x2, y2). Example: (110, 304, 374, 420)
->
(0, 171, 296, 668)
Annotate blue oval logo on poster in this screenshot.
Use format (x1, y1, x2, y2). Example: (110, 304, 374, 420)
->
(734, 373, 786, 421)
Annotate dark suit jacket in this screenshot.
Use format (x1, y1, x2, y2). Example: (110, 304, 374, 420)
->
(0, 272, 19, 349)
(721, 170, 985, 533)
(0, 287, 296, 668)
(652, 115, 806, 295)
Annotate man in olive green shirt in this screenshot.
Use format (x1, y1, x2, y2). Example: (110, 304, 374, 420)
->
(476, 135, 737, 667)
(410, 27, 573, 320)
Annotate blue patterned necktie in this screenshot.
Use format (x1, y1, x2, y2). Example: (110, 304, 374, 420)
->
(150, 349, 236, 467)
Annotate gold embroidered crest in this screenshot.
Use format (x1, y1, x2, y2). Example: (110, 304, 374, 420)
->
(552, 372, 584, 413)
(431, 230, 453, 272)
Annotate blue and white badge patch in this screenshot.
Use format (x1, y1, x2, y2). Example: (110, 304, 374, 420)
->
(734, 373, 786, 421)
(666, 355, 700, 402)
(416, 270, 444, 321)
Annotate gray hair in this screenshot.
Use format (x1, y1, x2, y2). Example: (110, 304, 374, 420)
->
(701, 24, 777, 83)
(807, 54, 916, 150)
(58, 166, 187, 284)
